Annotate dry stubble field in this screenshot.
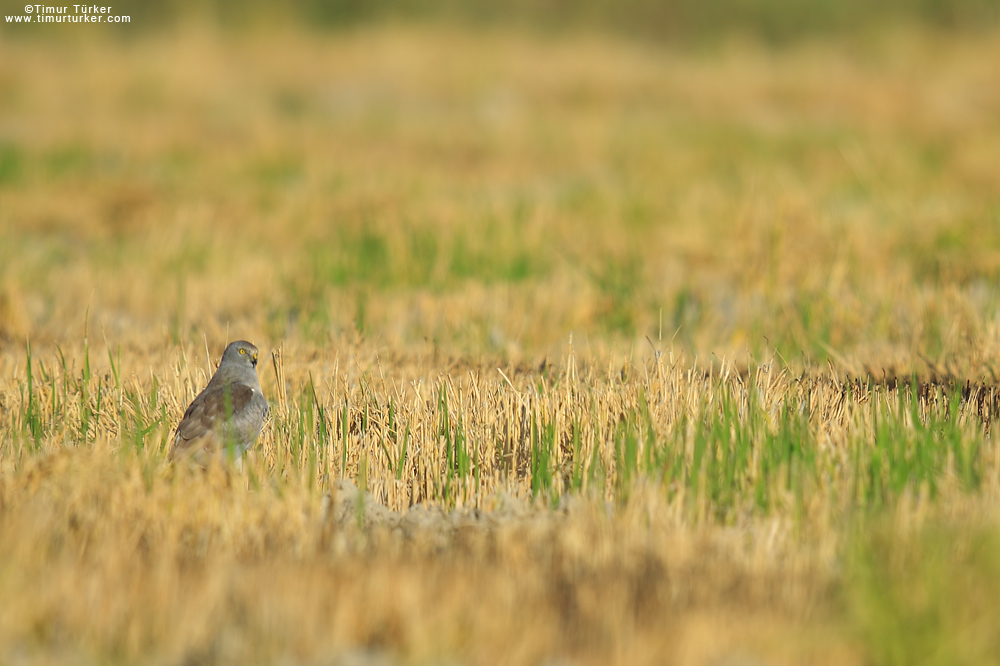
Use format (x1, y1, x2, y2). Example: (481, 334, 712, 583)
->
(2, 22, 1000, 666)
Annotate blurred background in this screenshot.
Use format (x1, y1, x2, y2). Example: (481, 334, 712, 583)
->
(12, 0, 1000, 42)
(2, 0, 1000, 370)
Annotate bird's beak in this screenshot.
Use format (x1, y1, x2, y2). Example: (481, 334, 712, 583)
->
(252, 353, 258, 368)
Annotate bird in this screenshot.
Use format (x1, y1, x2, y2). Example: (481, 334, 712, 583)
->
(169, 340, 269, 468)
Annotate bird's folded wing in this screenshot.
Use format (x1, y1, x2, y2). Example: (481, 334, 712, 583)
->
(173, 383, 257, 450)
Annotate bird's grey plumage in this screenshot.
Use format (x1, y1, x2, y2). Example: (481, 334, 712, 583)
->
(170, 340, 269, 466)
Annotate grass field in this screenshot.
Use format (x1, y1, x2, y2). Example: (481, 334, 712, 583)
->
(2, 17, 1000, 666)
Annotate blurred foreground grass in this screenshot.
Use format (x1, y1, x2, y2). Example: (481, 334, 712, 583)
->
(2, 20, 1000, 666)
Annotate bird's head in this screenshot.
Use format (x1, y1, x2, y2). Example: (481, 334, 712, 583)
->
(222, 340, 260, 369)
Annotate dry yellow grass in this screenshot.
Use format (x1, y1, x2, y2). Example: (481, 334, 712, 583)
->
(2, 334, 999, 664)
(1, 343, 858, 665)
(2, 22, 1000, 666)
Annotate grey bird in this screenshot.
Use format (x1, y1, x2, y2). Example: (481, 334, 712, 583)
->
(170, 340, 269, 467)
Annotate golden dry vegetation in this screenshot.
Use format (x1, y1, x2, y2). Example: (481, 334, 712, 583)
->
(2, 21, 1000, 666)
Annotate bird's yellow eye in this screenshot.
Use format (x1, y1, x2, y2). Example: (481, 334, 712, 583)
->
(239, 349, 246, 355)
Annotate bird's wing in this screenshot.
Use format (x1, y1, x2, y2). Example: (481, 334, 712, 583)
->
(171, 383, 257, 454)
